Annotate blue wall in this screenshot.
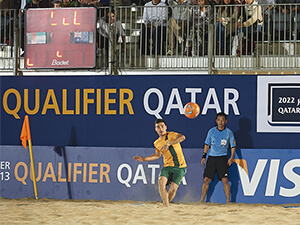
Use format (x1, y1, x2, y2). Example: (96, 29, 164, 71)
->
(0, 146, 299, 204)
(1, 75, 300, 203)
(0, 75, 300, 149)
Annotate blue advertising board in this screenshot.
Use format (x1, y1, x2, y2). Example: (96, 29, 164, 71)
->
(1, 75, 300, 149)
(0, 75, 300, 203)
(0, 146, 299, 204)
(0, 146, 203, 202)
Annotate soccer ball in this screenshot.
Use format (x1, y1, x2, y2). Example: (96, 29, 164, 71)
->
(184, 102, 200, 119)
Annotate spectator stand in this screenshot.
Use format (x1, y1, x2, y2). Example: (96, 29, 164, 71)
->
(257, 3, 300, 69)
(1, 2, 300, 75)
(0, 9, 18, 71)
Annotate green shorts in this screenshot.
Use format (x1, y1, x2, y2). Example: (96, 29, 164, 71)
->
(159, 166, 187, 186)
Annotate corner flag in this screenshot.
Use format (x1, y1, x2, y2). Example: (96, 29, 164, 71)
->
(20, 115, 38, 199)
(20, 115, 31, 149)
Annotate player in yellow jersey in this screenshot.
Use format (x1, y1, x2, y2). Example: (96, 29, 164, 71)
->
(133, 119, 187, 207)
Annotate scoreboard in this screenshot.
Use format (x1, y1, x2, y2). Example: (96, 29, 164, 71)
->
(25, 8, 96, 69)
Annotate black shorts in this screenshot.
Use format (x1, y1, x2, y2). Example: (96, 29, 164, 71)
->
(204, 155, 229, 180)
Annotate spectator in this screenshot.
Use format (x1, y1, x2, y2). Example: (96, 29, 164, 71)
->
(0, 10, 13, 44)
(269, 0, 298, 40)
(97, 0, 110, 6)
(78, 0, 93, 6)
(24, 0, 49, 8)
(234, 0, 244, 3)
(237, 0, 263, 30)
(276, 0, 298, 15)
(141, 0, 168, 55)
(184, 0, 213, 56)
(258, 0, 275, 13)
(53, 0, 62, 7)
(131, 0, 145, 6)
(14, 0, 22, 9)
(215, 0, 239, 55)
(78, 0, 109, 7)
(257, 0, 274, 42)
(208, 0, 221, 5)
(61, 0, 80, 7)
(236, 0, 263, 56)
(14, 0, 32, 10)
(166, 0, 192, 55)
(98, 9, 126, 54)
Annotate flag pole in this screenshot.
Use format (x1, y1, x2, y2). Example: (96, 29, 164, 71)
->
(28, 139, 38, 200)
(20, 115, 38, 200)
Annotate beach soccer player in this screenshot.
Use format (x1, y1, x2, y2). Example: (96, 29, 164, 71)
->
(200, 112, 236, 203)
(133, 119, 187, 207)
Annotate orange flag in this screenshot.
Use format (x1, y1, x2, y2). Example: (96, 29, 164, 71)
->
(20, 115, 31, 149)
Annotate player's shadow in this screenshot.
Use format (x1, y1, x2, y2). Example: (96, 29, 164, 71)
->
(54, 146, 72, 199)
(69, 126, 78, 146)
(52, 126, 78, 199)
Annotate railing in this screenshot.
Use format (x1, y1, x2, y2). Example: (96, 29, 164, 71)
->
(0, 9, 19, 74)
(213, 3, 300, 72)
(0, 3, 300, 75)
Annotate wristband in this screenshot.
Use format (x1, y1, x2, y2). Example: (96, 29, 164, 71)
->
(202, 152, 207, 159)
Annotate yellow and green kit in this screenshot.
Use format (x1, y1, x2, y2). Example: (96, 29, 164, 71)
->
(154, 131, 187, 186)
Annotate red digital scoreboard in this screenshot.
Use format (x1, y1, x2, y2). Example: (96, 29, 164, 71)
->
(25, 8, 96, 69)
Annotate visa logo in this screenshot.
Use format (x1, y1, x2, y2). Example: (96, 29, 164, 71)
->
(234, 159, 300, 197)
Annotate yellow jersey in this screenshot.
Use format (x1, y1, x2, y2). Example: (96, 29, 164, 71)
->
(154, 131, 187, 168)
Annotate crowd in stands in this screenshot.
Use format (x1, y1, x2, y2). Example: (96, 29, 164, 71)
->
(0, 0, 299, 57)
(140, 0, 299, 56)
(11, 0, 110, 9)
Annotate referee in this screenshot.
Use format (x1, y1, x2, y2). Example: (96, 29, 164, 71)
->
(200, 112, 236, 203)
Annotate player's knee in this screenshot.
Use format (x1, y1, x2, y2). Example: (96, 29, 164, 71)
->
(158, 176, 167, 186)
(203, 177, 211, 184)
(169, 183, 178, 192)
(169, 187, 177, 195)
(221, 177, 229, 185)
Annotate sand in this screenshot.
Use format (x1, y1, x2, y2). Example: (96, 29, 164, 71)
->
(0, 197, 299, 225)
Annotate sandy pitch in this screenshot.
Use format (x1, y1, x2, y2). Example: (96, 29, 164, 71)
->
(0, 198, 299, 225)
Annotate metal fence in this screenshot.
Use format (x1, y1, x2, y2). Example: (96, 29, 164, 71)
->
(1, 3, 300, 74)
(213, 3, 300, 72)
(0, 9, 21, 74)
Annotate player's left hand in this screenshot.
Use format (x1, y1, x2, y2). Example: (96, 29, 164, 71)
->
(160, 141, 170, 152)
(160, 144, 168, 152)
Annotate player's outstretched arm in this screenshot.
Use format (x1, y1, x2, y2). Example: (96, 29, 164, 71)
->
(133, 151, 161, 162)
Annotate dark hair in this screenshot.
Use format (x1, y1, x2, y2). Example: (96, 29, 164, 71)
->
(208, 0, 220, 6)
(219, 0, 236, 17)
(155, 118, 166, 125)
(216, 112, 227, 120)
(105, 8, 115, 22)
